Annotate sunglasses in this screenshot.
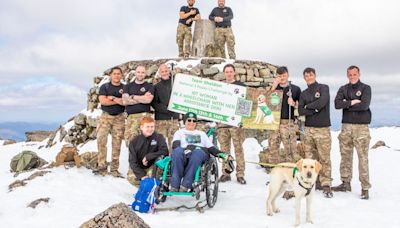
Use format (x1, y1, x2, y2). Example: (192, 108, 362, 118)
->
(186, 118, 197, 123)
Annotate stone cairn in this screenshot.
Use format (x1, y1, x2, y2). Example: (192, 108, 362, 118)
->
(47, 57, 278, 147)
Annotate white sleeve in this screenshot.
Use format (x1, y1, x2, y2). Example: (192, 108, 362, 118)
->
(200, 131, 214, 148)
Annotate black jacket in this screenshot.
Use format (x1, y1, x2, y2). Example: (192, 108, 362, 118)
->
(299, 82, 331, 127)
(335, 80, 372, 124)
(128, 132, 168, 179)
(151, 78, 180, 120)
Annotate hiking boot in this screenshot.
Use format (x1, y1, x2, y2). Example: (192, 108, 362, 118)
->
(219, 174, 231, 182)
(315, 179, 322, 190)
(93, 168, 107, 176)
(322, 186, 333, 198)
(361, 190, 369, 200)
(237, 177, 247, 185)
(110, 170, 123, 178)
(332, 182, 351, 192)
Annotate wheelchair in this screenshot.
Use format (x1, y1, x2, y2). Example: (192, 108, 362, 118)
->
(152, 152, 220, 208)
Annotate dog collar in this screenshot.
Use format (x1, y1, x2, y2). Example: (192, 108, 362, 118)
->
(293, 167, 314, 196)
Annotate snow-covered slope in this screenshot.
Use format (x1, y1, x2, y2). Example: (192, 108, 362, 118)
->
(0, 128, 399, 228)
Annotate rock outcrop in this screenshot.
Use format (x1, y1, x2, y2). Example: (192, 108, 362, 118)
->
(80, 203, 150, 228)
(26, 131, 53, 142)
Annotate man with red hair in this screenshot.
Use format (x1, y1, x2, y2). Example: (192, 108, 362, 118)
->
(127, 116, 169, 186)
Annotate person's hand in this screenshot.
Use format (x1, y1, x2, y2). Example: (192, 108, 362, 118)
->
(272, 76, 281, 89)
(142, 157, 148, 166)
(351, 99, 361, 106)
(141, 175, 148, 180)
(186, 18, 192, 24)
(288, 97, 295, 106)
(190, 9, 197, 15)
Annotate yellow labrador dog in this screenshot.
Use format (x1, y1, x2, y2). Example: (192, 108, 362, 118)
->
(266, 159, 321, 226)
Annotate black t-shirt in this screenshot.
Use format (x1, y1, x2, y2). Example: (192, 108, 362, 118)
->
(123, 81, 155, 115)
(276, 84, 301, 120)
(178, 6, 200, 27)
(98, 82, 125, 115)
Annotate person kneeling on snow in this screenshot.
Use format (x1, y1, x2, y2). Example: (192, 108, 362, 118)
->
(170, 112, 228, 192)
(128, 116, 169, 186)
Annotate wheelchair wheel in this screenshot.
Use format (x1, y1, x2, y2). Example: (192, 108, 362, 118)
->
(205, 157, 219, 208)
(152, 163, 168, 204)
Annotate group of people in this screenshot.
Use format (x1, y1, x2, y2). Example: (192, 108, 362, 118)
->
(96, 63, 372, 200)
(177, 0, 236, 59)
(96, 64, 245, 192)
(268, 65, 372, 200)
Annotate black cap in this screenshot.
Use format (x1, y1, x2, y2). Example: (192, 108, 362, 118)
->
(183, 112, 197, 123)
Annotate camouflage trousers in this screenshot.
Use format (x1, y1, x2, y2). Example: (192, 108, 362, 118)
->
(268, 119, 298, 164)
(125, 112, 152, 147)
(214, 27, 236, 59)
(156, 119, 180, 152)
(97, 113, 125, 172)
(304, 127, 332, 187)
(127, 168, 153, 187)
(176, 23, 192, 57)
(338, 124, 371, 190)
(218, 127, 245, 177)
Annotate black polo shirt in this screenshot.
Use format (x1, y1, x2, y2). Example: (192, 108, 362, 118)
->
(123, 81, 155, 115)
(178, 6, 200, 27)
(98, 82, 125, 115)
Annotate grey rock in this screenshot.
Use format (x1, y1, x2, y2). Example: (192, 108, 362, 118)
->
(80, 203, 150, 228)
(74, 114, 87, 126)
(202, 67, 219, 76)
(25, 131, 53, 142)
(146, 64, 158, 77)
(86, 117, 98, 128)
(213, 72, 225, 81)
(236, 68, 247, 75)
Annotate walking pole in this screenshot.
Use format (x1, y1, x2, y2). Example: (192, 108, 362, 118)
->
(288, 81, 292, 157)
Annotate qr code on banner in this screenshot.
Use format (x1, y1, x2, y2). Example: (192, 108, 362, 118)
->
(235, 98, 253, 117)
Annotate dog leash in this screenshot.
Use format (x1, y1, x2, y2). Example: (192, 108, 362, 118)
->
(246, 161, 295, 169)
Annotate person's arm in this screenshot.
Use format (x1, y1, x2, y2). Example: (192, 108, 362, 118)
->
(194, 10, 201, 21)
(348, 85, 371, 111)
(171, 131, 181, 150)
(145, 135, 169, 161)
(209, 8, 216, 21)
(298, 93, 316, 116)
(223, 7, 234, 22)
(270, 77, 281, 91)
(151, 88, 169, 114)
(122, 93, 139, 105)
(303, 85, 330, 111)
(99, 95, 120, 106)
(128, 140, 146, 179)
(334, 86, 351, 110)
(179, 7, 197, 19)
(132, 92, 154, 104)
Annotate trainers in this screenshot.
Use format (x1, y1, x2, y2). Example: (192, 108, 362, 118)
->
(237, 177, 247, 185)
(361, 190, 369, 200)
(179, 185, 190, 192)
(322, 186, 333, 198)
(332, 182, 351, 192)
(219, 174, 231, 182)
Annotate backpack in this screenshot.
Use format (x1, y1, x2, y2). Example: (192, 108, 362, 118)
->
(10, 151, 48, 172)
(131, 177, 160, 213)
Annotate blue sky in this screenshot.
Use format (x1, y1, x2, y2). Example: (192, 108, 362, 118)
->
(0, 0, 400, 127)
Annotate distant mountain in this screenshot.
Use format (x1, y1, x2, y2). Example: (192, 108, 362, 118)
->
(0, 122, 60, 142)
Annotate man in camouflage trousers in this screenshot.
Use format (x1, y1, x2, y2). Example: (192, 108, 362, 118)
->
(268, 67, 301, 164)
(218, 64, 246, 184)
(332, 65, 372, 200)
(209, 0, 236, 59)
(177, 0, 201, 58)
(96, 67, 125, 176)
(122, 65, 154, 147)
(299, 67, 333, 198)
(151, 64, 180, 151)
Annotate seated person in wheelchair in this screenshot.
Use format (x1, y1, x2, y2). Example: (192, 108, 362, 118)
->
(170, 112, 228, 192)
(128, 116, 169, 186)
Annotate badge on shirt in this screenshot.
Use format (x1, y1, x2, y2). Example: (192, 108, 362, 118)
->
(315, 91, 321, 98)
(356, 90, 362, 96)
(151, 140, 157, 146)
(119, 89, 123, 94)
(140, 87, 146, 93)
(223, 9, 227, 13)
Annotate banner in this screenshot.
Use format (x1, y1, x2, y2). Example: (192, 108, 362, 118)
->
(168, 74, 282, 130)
